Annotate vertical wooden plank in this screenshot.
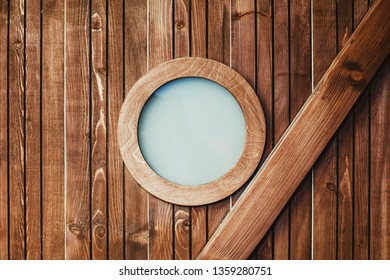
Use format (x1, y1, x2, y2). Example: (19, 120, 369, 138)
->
(65, 0, 91, 260)
(25, 0, 41, 260)
(272, 0, 289, 260)
(289, 0, 312, 260)
(107, 0, 124, 260)
(41, 0, 65, 260)
(148, 0, 173, 260)
(0, 0, 8, 260)
(336, 0, 353, 260)
(190, 0, 207, 259)
(370, 60, 389, 260)
(207, 0, 231, 240)
(124, 0, 148, 260)
(173, 0, 190, 260)
(91, 0, 107, 260)
(312, 0, 337, 260)
(9, 0, 26, 260)
(353, 0, 370, 260)
(254, 0, 276, 259)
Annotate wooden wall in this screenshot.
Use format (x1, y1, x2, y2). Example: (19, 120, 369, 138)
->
(0, 0, 388, 260)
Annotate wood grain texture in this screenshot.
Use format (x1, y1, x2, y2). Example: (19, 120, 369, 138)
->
(312, 0, 337, 260)
(148, 0, 173, 260)
(336, 0, 353, 260)
(173, 0, 190, 260)
(91, 0, 107, 260)
(206, 0, 231, 246)
(107, 0, 124, 260)
(190, 0, 207, 259)
(197, 0, 390, 259)
(9, 0, 25, 260)
(370, 60, 389, 259)
(25, 0, 41, 260)
(289, 0, 312, 260)
(41, 0, 65, 260)
(353, 0, 370, 260)
(231, 0, 256, 203)
(0, 0, 8, 260)
(253, 0, 274, 260)
(272, 0, 289, 260)
(65, 0, 91, 260)
(124, 0, 148, 260)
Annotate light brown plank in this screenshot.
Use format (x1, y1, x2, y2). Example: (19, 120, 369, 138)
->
(65, 0, 91, 260)
(370, 60, 389, 259)
(272, 0, 289, 260)
(107, 0, 124, 260)
(289, 0, 312, 260)
(207, 0, 231, 241)
(231, 0, 256, 203)
(353, 0, 370, 260)
(148, 0, 173, 260)
(197, 0, 390, 259)
(253, 0, 274, 260)
(25, 0, 41, 260)
(312, 0, 337, 260)
(0, 0, 8, 260)
(336, 0, 353, 260)
(41, 0, 65, 260)
(173, 0, 190, 261)
(91, 0, 107, 260)
(190, 0, 207, 260)
(123, 0, 148, 260)
(9, 0, 25, 260)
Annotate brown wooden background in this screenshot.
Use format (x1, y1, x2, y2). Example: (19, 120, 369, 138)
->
(0, 0, 388, 260)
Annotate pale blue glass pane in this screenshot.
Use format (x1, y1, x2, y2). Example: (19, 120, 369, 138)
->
(138, 77, 246, 186)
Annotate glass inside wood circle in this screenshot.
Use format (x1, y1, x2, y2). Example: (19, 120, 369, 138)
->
(138, 77, 246, 186)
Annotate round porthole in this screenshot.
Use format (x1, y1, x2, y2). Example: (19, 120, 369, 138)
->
(118, 58, 266, 206)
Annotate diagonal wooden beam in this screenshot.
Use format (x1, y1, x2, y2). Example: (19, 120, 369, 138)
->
(197, 0, 390, 260)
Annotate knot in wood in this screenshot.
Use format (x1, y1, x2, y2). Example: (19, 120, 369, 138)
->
(326, 182, 336, 191)
(13, 40, 23, 51)
(175, 21, 185, 30)
(94, 225, 106, 238)
(68, 223, 86, 240)
(350, 70, 365, 84)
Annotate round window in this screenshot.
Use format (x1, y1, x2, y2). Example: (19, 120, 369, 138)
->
(118, 58, 266, 205)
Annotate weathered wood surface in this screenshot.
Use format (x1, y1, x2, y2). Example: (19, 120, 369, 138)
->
(0, 0, 388, 260)
(197, 0, 390, 259)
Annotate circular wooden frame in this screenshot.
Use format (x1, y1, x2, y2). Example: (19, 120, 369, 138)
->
(118, 57, 266, 206)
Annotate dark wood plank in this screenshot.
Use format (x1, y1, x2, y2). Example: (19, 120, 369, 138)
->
(9, 0, 26, 260)
(312, 0, 337, 260)
(65, 0, 91, 260)
(290, 0, 312, 259)
(107, 0, 124, 260)
(253, 0, 274, 260)
(25, 0, 41, 260)
(289, 0, 312, 260)
(370, 60, 389, 259)
(336, 0, 353, 260)
(206, 0, 231, 247)
(272, 0, 289, 260)
(197, 0, 390, 259)
(91, 0, 107, 260)
(148, 0, 173, 260)
(41, 0, 65, 259)
(0, 0, 8, 260)
(353, 0, 370, 260)
(173, 0, 190, 261)
(124, 0, 148, 260)
(190, 0, 207, 260)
